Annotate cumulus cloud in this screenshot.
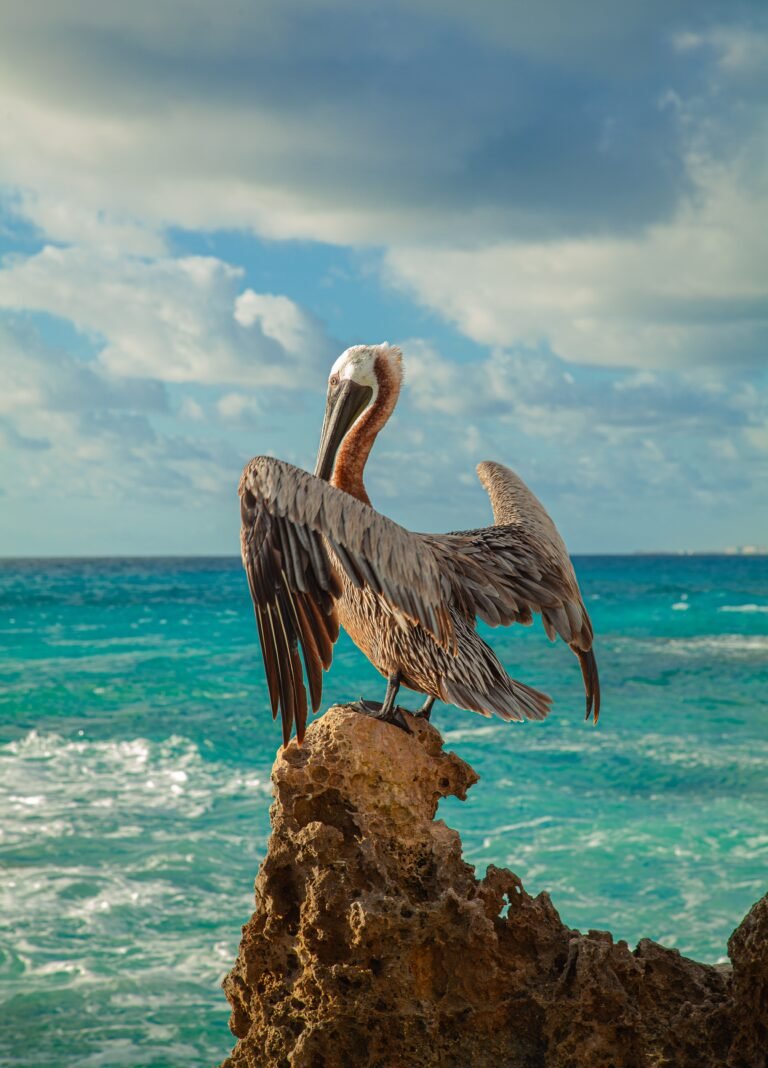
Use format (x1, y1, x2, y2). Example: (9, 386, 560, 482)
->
(233, 291, 324, 357)
(0, 229, 339, 554)
(0, 245, 334, 387)
(0, 0, 765, 552)
(178, 396, 205, 422)
(386, 152, 768, 371)
(14, 191, 165, 257)
(2, 0, 758, 245)
(215, 392, 261, 423)
(386, 337, 768, 541)
(0, 319, 247, 526)
(1, 1, 764, 379)
(402, 338, 766, 441)
(0, 318, 167, 420)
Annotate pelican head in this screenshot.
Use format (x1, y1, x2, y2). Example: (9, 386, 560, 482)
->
(314, 343, 403, 480)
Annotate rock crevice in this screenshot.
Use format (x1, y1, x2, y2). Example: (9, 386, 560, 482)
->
(221, 706, 767, 1067)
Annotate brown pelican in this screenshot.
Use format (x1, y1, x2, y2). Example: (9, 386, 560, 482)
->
(239, 343, 600, 745)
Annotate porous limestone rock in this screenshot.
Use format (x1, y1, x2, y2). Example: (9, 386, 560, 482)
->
(221, 705, 767, 1068)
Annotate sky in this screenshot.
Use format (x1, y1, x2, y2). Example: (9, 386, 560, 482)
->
(0, 0, 766, 555)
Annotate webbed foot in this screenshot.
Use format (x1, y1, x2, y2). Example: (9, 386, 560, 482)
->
(349, 698, 412, 734)
(414, 695, 435, 721)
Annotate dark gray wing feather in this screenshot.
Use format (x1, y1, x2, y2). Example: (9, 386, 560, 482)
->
(422, 461, 600, 722)
(239, 456, 454, 744)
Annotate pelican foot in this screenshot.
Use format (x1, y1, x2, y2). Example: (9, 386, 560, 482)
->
(349, 698, 412, 734)
(414, 696, 435, 721)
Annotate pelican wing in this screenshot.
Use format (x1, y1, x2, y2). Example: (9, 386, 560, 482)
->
(239, 456, 454, 744)
(422, 461, 600, 721)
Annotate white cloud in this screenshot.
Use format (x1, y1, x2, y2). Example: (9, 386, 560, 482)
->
(0, 318, 167, 420)
(675, 25, 768, 76)
(234, 291, 322, 356)
(0, 2, 743, 246)
(178, 396, 205, 421)
(391, 337, 767, 509)
(15, 191, 165, 257)
(0, 4, 764, 342)
(746, 425, 768, 453)
(385, 157, 768, 370)
(216, 392, 260, 421)
(0, 319, 247, 517)
(0, 245, 333, 388)
(0, 1, 765, 553)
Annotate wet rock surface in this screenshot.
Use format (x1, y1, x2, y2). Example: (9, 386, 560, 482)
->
(221, 706, 767, 1067)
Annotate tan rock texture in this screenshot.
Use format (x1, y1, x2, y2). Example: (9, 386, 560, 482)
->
(221, 706, 768, 1068)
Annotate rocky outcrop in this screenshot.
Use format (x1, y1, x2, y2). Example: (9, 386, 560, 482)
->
(221, 706, 768, 1068)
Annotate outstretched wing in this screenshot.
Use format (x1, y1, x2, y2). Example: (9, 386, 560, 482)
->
(239, 456, 454, 745)
(422, 461, 600, 722)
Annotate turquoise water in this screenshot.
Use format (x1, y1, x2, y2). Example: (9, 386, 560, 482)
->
(1, 555, 767, 1066)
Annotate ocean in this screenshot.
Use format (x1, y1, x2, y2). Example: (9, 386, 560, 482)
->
(1, 555, 767, 1066)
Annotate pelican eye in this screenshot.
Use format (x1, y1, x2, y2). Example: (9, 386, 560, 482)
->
(329, 374, 340, 388)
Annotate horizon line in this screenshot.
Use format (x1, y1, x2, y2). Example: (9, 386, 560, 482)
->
(1, 551, 766, 562)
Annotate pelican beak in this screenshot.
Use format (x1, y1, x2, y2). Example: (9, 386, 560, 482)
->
(314, 379, 373, 480)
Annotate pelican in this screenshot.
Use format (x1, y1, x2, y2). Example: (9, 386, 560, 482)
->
(239, 343, 600, 745)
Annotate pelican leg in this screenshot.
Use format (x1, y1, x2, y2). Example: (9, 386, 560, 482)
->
(349, 673, 411, 734)
(414, 695, 435, 721)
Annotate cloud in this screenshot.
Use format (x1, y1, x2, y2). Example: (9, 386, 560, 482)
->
(216, 392, 261, 422)
(0, 245, 334, 388)
(2, 1, 760, 246)
(0, 232, 338, 554)
(0, 1, 765, 553)
(0, 417, 50, 452)
(2, 2, 764, 385)
(389, 338, 768, 528)
(234, 291, 325, 357)
(0, 317, 168, 419)
(178, 396, 205, 421)
(403, 338, 766, 437)
(385, 151, 768, 370)
(0, 319, 247, 511)
(14, 191, 166, 257)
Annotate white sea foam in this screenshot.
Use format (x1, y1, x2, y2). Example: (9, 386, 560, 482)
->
(0, 731, 273, 848)
(634, 730, 768, 770)
(719, 604, 768, 613)
(0, 726, 267, 1064)
(442, 725, 500, 742)
(634, 634, 768, 657)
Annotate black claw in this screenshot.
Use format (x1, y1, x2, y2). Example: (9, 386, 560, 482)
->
(349, 699, 412, 734)
(415, 696, 435, 721)
(351, 698, 383, 715)
(389, 707, 413, 734)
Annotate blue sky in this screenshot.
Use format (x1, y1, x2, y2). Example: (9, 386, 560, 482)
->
(0, 1, 766, 554)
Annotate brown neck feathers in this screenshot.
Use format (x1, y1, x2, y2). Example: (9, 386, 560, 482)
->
(332, 355, 400, 504)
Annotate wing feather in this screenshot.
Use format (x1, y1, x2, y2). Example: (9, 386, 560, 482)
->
(421, 460, 600, 722)
(291, 591, 324, 711)
(240, 456, 454, 743)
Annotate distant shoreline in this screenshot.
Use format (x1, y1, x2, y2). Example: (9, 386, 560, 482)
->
(1, 551, 766, 562)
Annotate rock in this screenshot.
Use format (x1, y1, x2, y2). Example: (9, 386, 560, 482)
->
(221, 706, 768, 1068)
(727, 894, 768, 1067)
